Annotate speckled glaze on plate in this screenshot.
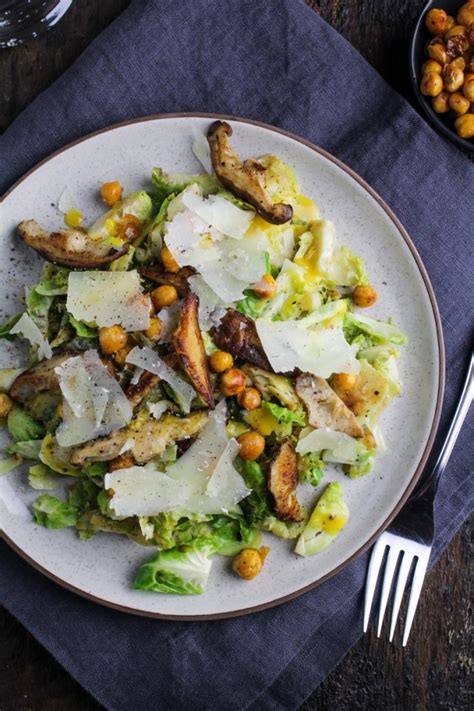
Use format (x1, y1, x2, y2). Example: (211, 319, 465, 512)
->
(0, 115, 444, 619)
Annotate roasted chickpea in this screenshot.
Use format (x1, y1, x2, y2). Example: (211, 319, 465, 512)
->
(444, 15, 456, 34)
(467, 23, 474, 45)
(220, 368, 247, 397)
(144, 317, 163, 342)
(432, 91, 450, 112)
(463, 78, 474, 101)
(0, 393, 13, 418)
(99, 325, 128, 354)
(446, 34, 469, 59)
(445, 24, 467, 39)
(109, 453, 135, 471)
(209, 350, 234, 373)
(422, 59, 443, 75)
(457, 2, 474, 27)
(332, 373, 357, 392)
(232, 547, 268, 580)
(442, 64, 464, 92)
(427, 40, 448, 64)
(452, 57, 466, 72)
(353, 285, 378, 308)
(448, 91, 470, 114)
(237, 431, 265, 461)
(151, 285, 178, 309)
(113, 343, 132, 368)
(237, 387, 262, 411)
(455, 113, 474, 137)
(420, 72, 443, 96)
(119, 213, 142, 241)
(160, 245, 180, 273)
(425, 8, 448, 34)
(465, 72, 474, 82)
(361, 431, 376, 451)
(100, 180, 123, 206)
(253, 274, 277, 299)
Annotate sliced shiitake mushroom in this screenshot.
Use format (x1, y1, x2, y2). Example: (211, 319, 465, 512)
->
(173, 293, 214, 408)
(207, 121, 293, 225)
(9, 352, 76, 404)
(18, 219, 132, 269)
(139, 266, 195, 297)
(268, 440, 303, 522)
(125, 371, 160, 407)
(210, 309, 271, 371)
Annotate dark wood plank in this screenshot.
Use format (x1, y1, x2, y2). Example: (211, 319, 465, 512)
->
(0, 1, 471, 710)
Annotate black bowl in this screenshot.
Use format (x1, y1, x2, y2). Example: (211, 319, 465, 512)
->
(409, 0, 474, 153)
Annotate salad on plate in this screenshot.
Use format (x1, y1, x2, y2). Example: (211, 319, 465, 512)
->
(0, 121, 406, 595)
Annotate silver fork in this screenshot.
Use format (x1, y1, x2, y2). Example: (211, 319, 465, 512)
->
(363, 350, 474, 645)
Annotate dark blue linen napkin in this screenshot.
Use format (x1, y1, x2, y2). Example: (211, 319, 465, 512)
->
(1, 1, 473, 709)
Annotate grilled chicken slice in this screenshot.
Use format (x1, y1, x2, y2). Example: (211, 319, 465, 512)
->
(207, 121, 293, 225)
(242, 364, 299, 411)
(210, 309, 271, 371)
(295, 373, 363, 438)
(17, 220, 133, 269)
(70, 411, 208, 466)
(9, 352, 76, 404)
(173, 293, 214, 408)
(139, 266, 194, 297)
(126, 371, 160, 407)
(268, 440, 303, 522)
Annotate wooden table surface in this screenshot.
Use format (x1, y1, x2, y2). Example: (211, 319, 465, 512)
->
(0, 1, 471, 709)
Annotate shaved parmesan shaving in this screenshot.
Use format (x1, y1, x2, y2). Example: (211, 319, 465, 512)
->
(105, 466, 192, 517)
(55, 350, 132, 447)
(182, 189, 254, 239)
(188, 275, 227, 330)
(296, 428, 359, 464)
(105, 401, 250, 517)
(157, 300, 182, 343)
(147, 400, 172, 419)
(57, 186, 77, 214)
(126, 346, 196, 413)
(192, 131, 213, 173)
(164, 198, 268, 303)
(255, 319, 360, 378)
(130, 367, 144, 385)
(10, 313, 52, 360)
(66, 270, 151, 332)
(119, 438, 135, 455)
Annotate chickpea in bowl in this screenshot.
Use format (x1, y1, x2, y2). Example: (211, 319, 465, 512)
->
(420, 2, 474, 139)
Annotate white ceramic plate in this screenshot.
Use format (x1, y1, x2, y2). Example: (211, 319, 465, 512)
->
(0, 115, 444, 619)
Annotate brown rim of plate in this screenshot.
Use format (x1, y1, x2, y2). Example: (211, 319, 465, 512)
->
(0, 112, 445, 621)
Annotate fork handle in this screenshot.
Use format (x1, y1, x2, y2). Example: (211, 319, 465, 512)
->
(414, 349, 474, 500)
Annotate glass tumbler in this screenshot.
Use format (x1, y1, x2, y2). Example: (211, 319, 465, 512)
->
(0, 0, 73, 48)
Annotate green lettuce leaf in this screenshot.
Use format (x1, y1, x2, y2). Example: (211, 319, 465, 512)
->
(0, 456, 19, 477)
(262, 401, 306, 427)
(28, 463, 58, 490)
(0, 313, 23, 340)
(7, 439, 43, 460)
(298, 452, 326, 487)
(7, 405, 45, 442)
(344, 312, 407, 346)
(151, 168, 219, 200)
(294, 482, 349, 556)
(32, 494, 78, 529)
(34, 266, 70, 296)
(134, 539, 216, 595)
(68, 315, 98, 339)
